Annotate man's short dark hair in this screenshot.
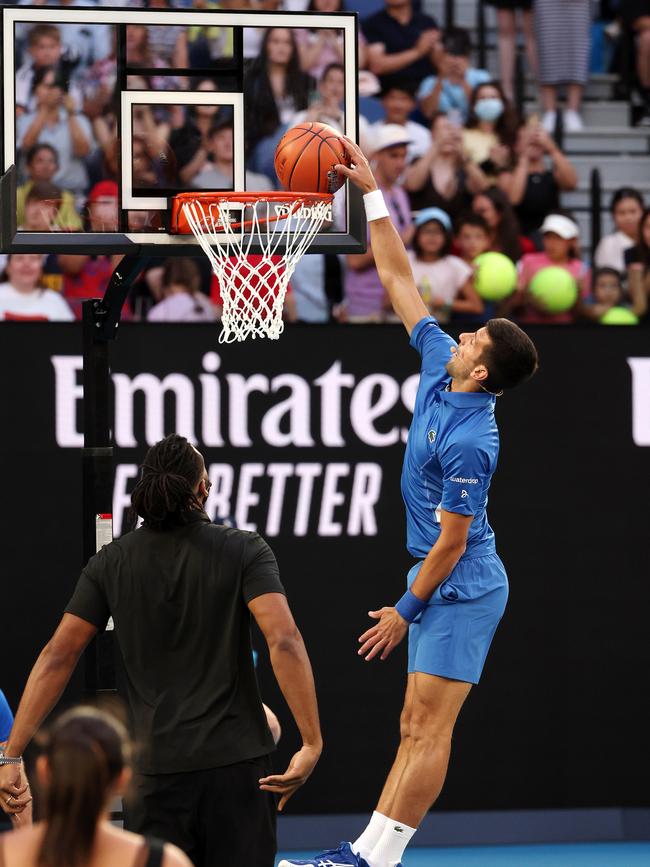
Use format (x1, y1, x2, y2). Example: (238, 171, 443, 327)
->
(443, 26, 472, 58)
(456, 211, 490, 235)
(322, 62, 345, 81)
(26, 143, 59, 167)
(482, 319, 539, 392)
(380, 81, 418, 100)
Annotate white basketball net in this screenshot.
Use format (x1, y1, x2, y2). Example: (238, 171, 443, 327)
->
(182, 196, 332, 342)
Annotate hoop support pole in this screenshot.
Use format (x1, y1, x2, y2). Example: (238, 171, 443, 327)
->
(81, 254, 148, 696)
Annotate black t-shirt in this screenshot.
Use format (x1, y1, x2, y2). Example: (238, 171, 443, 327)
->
(515, 169, 560, 236)
(65, 512, 284, 774)
(361, 8, 438, 91)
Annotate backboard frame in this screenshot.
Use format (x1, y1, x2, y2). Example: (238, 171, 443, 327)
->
(0, 4, 365, 256)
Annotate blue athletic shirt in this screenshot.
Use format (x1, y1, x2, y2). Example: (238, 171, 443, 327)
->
(0, 690, 13, 742)
(401, 317, 499, 560)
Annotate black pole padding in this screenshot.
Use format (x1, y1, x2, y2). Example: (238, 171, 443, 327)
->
(477, 1, 487, 71)
(590, 168, 602, 263)
(81, 302, 114, 695)
(80, 255, 147, 696)
(93, 254, 148, 341)
(0, 166, 18, 250)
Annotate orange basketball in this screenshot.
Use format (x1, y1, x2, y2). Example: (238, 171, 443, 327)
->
(274, 122, 350, 194)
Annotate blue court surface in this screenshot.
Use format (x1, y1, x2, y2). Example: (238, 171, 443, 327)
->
(275, 842, 650, 865)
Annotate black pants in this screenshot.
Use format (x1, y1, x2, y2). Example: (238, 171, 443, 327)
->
(124, 756, 277, 867)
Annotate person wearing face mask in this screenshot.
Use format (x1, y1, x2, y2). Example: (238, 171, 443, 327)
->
(417, 26, 490, 124)
(0, 434, 322, 867)
(462, 81, 519, 180)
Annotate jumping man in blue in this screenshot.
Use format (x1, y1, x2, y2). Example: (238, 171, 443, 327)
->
(280, 141, 539, 867)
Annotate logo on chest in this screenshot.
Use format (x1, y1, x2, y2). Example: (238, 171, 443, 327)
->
(427, 430, 436, 443)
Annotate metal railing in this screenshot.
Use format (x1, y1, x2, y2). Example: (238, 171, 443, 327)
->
(590, 168, 602, 263)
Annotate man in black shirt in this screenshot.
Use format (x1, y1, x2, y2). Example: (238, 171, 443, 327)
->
(362, 0, 440, 93)
(0, 434, 322, 867)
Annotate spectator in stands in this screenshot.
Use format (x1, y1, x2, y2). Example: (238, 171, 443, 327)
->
(455, 211, 493, 264)
(404, 112, 488, 216)
(244, 28, 314, 178)
(485, 1, 538, 103)
(126, 24, 169, 75)
(86, 180, 119, 232)
(0, 706, 191, 867)
(58, 182, 122, 319)
(16, 65, 94, 197)
(0, 254, 74, 321)
(472, 187, 534, 261)
(167, 80, 225, 186)
(362, 0, 439, 93)
(620, 3, 650, 126)
(418, 26, 491, 125)
(534, 0, 591, 132)
(148, 258, 217, 322)
(188, 0, 233, 69)
(373, 82, 431, 162)
(17, 144, 81, 230)
(195, 118, 274, 191)
(140, 1, 189, 68)
(498, 120, 577, 239)
(594, 187, 645, 272)
(624, 206, 650, 297)
(293, 63, 346, 132)
(20, 181, 63, 232)
(343, 125, 413, 321)
(578, 266, 647, 322)
(504, 212, 588, 323)
(291, 254, 344, 323)
(408, 206, 483, 323)
(463, 81, 518, 178)
(15, 24, 82, 117)
(297, 0, 345, 79)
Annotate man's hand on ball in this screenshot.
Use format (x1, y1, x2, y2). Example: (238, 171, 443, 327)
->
(336, 137, 378, 195)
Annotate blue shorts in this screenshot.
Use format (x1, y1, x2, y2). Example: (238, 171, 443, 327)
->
(407, 552, 509, 685)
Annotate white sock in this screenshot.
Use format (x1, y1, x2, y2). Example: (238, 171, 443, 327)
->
(352, 811, 389, 861)
(367, 818, 417, 867)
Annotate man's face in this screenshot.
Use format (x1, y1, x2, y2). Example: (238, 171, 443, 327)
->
(89, 197, 118, 232)
(375, 144, 408, 183)
(29, 148, 58, 181)
(320, 68, 345, 105)
(446, 326, 492, 382)
(210, 128, 233, 162)
(382, 89, 415, 124)
(31, 36, 61, 68)
(457, 224, 490, 261)
(24, 198, 58, 231)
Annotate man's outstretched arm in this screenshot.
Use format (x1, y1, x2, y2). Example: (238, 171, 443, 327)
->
(336, 137, 429, 335)
(0, 614, 97, 816)
(249, 592, 322, 811)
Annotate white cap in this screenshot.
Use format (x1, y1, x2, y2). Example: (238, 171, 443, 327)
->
(540, 214, 579, 239)
(372, 124, 411, 153)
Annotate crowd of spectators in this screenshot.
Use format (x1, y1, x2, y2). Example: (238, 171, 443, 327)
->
(1, 0, 649, 325)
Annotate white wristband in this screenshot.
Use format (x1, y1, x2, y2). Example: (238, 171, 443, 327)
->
(363, 189, 390, 222)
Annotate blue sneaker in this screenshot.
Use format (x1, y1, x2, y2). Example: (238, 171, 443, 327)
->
(277, 841, 370, 867)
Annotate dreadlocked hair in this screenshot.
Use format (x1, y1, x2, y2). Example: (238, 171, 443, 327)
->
(131, 433, 203, 530)
(36, 707, 130, 867)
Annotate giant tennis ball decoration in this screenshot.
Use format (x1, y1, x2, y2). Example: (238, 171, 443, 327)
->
(473, 252, 517, 301)
(600, 306, 639, 325)
(529, 266, 578, 314)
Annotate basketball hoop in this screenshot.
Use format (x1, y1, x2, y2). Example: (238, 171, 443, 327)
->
(170, 191, 333, 342)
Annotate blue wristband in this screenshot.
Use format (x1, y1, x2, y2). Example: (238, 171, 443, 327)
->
(395, 589, 427, 623)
